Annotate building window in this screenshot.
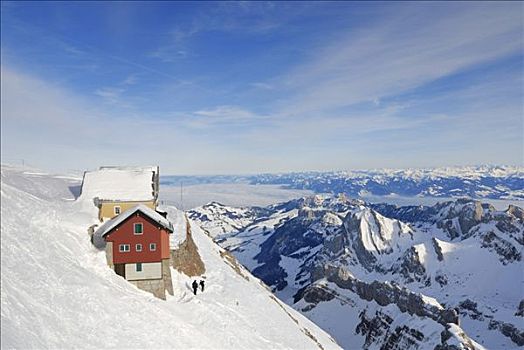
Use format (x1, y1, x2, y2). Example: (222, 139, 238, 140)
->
(136, 263, 142, 272)
(114, 206, 121, 215)
(134, 223, 143, 235)
(150, 243, 156, 251)
(136, 244, 142, 252)
(119, 244, 130, 252)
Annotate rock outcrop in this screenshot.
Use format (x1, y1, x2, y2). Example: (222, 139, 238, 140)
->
(516, 300, 524, 317)
(398, 246, 428, 284)
(435, 324, 479, 350)
(171, 216, 206, 276)
(356, 309, 425, 349)
(488, 320, 524, 346)
(312, 265, 459, 326)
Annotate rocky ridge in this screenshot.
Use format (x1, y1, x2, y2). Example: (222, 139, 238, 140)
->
(189, 196, 524, 349)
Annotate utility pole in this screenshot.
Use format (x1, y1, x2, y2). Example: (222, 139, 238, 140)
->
(180, 181, 184, 211)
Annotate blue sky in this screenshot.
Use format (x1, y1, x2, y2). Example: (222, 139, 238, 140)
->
(1, 1, 522, 174)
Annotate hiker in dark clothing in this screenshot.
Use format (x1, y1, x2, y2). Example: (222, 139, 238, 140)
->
(200, 280, 205, 292)
(192, 280, 198, 295)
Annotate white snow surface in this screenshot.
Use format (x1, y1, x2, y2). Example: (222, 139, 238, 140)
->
(79, 166, 157, 202)
(1, 166, 340, 349)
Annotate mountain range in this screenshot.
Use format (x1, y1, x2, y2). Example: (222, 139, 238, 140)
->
(162, 166, 524, 201)
(188, 195, 524, 349)
(249, 166, 524, 200)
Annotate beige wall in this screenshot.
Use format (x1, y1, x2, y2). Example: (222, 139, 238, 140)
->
(105, 242, 114, 268)
(130, 279, 166, 300)
(99, 200, 156, 220)
(125, 262, 162, 281)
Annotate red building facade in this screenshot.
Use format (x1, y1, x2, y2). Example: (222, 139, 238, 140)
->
(95, 205, 174, 292)
(104, 211, 171, 264)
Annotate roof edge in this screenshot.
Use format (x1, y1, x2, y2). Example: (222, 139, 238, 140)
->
(99, 205, 173, 238)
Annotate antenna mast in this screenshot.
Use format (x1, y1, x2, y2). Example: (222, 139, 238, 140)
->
(180, 181, 183, 211)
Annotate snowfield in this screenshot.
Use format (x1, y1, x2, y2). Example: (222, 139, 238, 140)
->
(0, 165, 340, 349)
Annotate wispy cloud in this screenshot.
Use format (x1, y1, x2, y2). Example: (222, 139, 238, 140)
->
(148, 2, 302, 62)
(185, 105, 270, 128)
(62, 45, 86, 57)
(94, 87, 126, 105)
(0, 65, 209, 172)
(194, 105, 259, 120)
(149, 32, 191, 63)
(94, 75, 140, 107)
(122, 74, 138, 86)
(2, 2, 522, 173)
(250, 82, 274, 90)
(279, 3, 522, 117)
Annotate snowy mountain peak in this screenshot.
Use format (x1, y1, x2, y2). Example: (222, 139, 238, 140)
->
(189, 194, 523, 349)
(347, 208, 410, 252)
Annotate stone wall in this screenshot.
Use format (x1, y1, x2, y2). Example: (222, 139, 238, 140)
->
(129, 260, 174, 300)
(131, 279, 166, 300)
(162, 258, 174, 296)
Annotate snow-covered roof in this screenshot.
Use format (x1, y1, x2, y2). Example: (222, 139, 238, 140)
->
(80, 166, 158, 202)
(95, 205, 173, 239)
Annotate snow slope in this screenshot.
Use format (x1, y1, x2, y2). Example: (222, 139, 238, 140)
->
(0, 165, 340, 349)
